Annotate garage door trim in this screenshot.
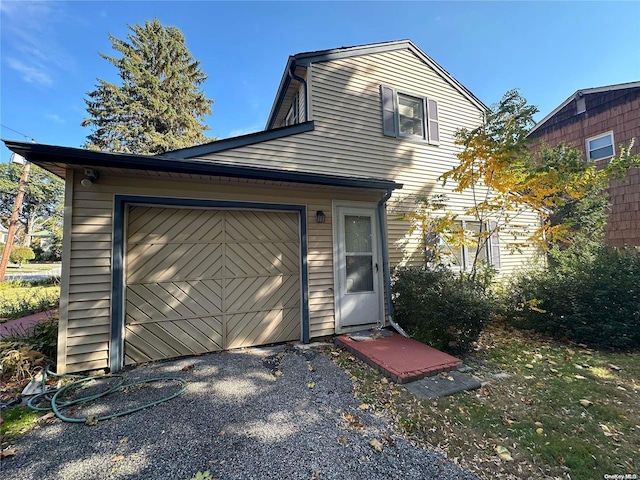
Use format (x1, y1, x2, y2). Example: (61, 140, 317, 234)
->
(110, 195, 308, 372)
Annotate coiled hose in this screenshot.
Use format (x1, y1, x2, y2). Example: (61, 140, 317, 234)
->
(27, 365, 187, 423)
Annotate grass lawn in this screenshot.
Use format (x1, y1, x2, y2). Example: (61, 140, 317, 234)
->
(0, 406, 42, 450)
(6, 263, 61, 272)
(0, 285, 60, 322)
(332, 322, 640, 479)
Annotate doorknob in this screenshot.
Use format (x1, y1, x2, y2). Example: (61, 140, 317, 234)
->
(375, 263, 379, 272)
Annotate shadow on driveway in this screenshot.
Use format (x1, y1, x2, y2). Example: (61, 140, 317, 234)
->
(2, 346, 478, 480)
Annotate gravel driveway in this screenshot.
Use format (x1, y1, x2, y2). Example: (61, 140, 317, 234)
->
(3, 345, 478, 480)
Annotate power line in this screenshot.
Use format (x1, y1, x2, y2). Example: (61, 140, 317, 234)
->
(0, 124, 36, 143)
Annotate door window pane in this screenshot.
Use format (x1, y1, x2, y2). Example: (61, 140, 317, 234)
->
(345, 215, 372, 253)
(346, 255, 374, 293)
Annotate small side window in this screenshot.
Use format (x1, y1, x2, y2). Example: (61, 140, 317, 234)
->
(284, 95, 299, 127)
(586, 131, 614, 161)
(380, 85, 439, 144)
(397, 93, 425, 139)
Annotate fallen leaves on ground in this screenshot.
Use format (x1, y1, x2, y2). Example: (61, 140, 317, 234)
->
(1, 448, 17, 459)
(342, 411, 364, 430)
(328, 324, 640, 480)
(85, 415, 98, 426)
(495, 445, 513, 462)
(369, 438, 384, 452)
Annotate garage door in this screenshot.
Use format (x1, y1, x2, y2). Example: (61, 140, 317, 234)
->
(123, 206, 301, 365)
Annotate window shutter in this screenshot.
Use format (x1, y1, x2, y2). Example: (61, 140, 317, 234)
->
(381, 85, 397, 137)
(427, 99, 440, 144)
(488, 221, 501, 269)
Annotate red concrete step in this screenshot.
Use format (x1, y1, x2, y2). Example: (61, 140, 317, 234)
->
(335, 330, 461, 384)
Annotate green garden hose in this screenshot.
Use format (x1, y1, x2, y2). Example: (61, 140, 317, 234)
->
(27, 365, 187, 423)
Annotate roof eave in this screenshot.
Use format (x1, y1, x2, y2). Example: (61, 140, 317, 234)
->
(529, 80, 640, 136)
(265, 56, 296, 130)
(3, 140, 402, 191)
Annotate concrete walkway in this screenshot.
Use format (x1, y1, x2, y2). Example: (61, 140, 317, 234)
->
(0, 309, 57, 338)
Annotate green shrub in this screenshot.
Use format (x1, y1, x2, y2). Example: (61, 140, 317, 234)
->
(0, 286, 60, 321)
(0, 245, 37, 267)
(392, 266, 495, 354)
(2, 315, 58, 364)
(10, 246, 35, 266)
(507, 246, 640, 350)
(0, 277, 59, 290)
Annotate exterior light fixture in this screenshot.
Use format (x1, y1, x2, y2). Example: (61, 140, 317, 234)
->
(10, 153, 26, 165)
(316, 210, 325, 223)
(81, 168, 99, 187)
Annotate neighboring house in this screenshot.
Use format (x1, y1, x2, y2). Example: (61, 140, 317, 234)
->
(0, 224, 7, 244)
(27, 230, 52, 253)
(4, 40, 539, 374)
(527, 82, 640, 246)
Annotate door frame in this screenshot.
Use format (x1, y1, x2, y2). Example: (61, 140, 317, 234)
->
(110, 195, 308, 372)
(332, 200, 384, 334)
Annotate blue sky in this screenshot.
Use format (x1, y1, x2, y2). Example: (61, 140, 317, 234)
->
(1, 1, 639, 162)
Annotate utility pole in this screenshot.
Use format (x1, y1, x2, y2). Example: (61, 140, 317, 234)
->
(0, 160, 31, 282)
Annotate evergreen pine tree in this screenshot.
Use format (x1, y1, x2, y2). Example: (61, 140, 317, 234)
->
(82, 18, 213, 154)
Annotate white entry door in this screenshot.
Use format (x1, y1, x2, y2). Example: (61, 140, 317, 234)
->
(335, 205, 382, 330)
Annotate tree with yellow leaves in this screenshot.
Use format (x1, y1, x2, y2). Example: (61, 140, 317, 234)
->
(412, 90, 639, 277)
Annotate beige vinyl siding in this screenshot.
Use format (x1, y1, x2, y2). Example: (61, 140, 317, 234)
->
(62, 46, 540, 372)
(63, 171, 380, 372)
(200, 48, 540, 273)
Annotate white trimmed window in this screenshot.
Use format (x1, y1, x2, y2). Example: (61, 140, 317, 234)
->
(586, 131, 614, 161)
(381, 85, 439, 144)
(284, 95, 299, 127)
(428, 220, 500, 270)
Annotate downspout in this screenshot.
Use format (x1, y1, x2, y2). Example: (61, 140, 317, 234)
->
(377, 189, 408, 337)
(287, 64, 308, 123)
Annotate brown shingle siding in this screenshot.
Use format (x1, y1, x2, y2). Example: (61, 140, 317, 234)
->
(530, 88, 640, 246)
(529, 86, 640, 139)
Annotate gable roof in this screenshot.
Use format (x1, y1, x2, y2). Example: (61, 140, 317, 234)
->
(163, 40, 488, 159)
(529, 81, 640, 136)
(3, 139, 402, 191)
(265, 39, 488, 129)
